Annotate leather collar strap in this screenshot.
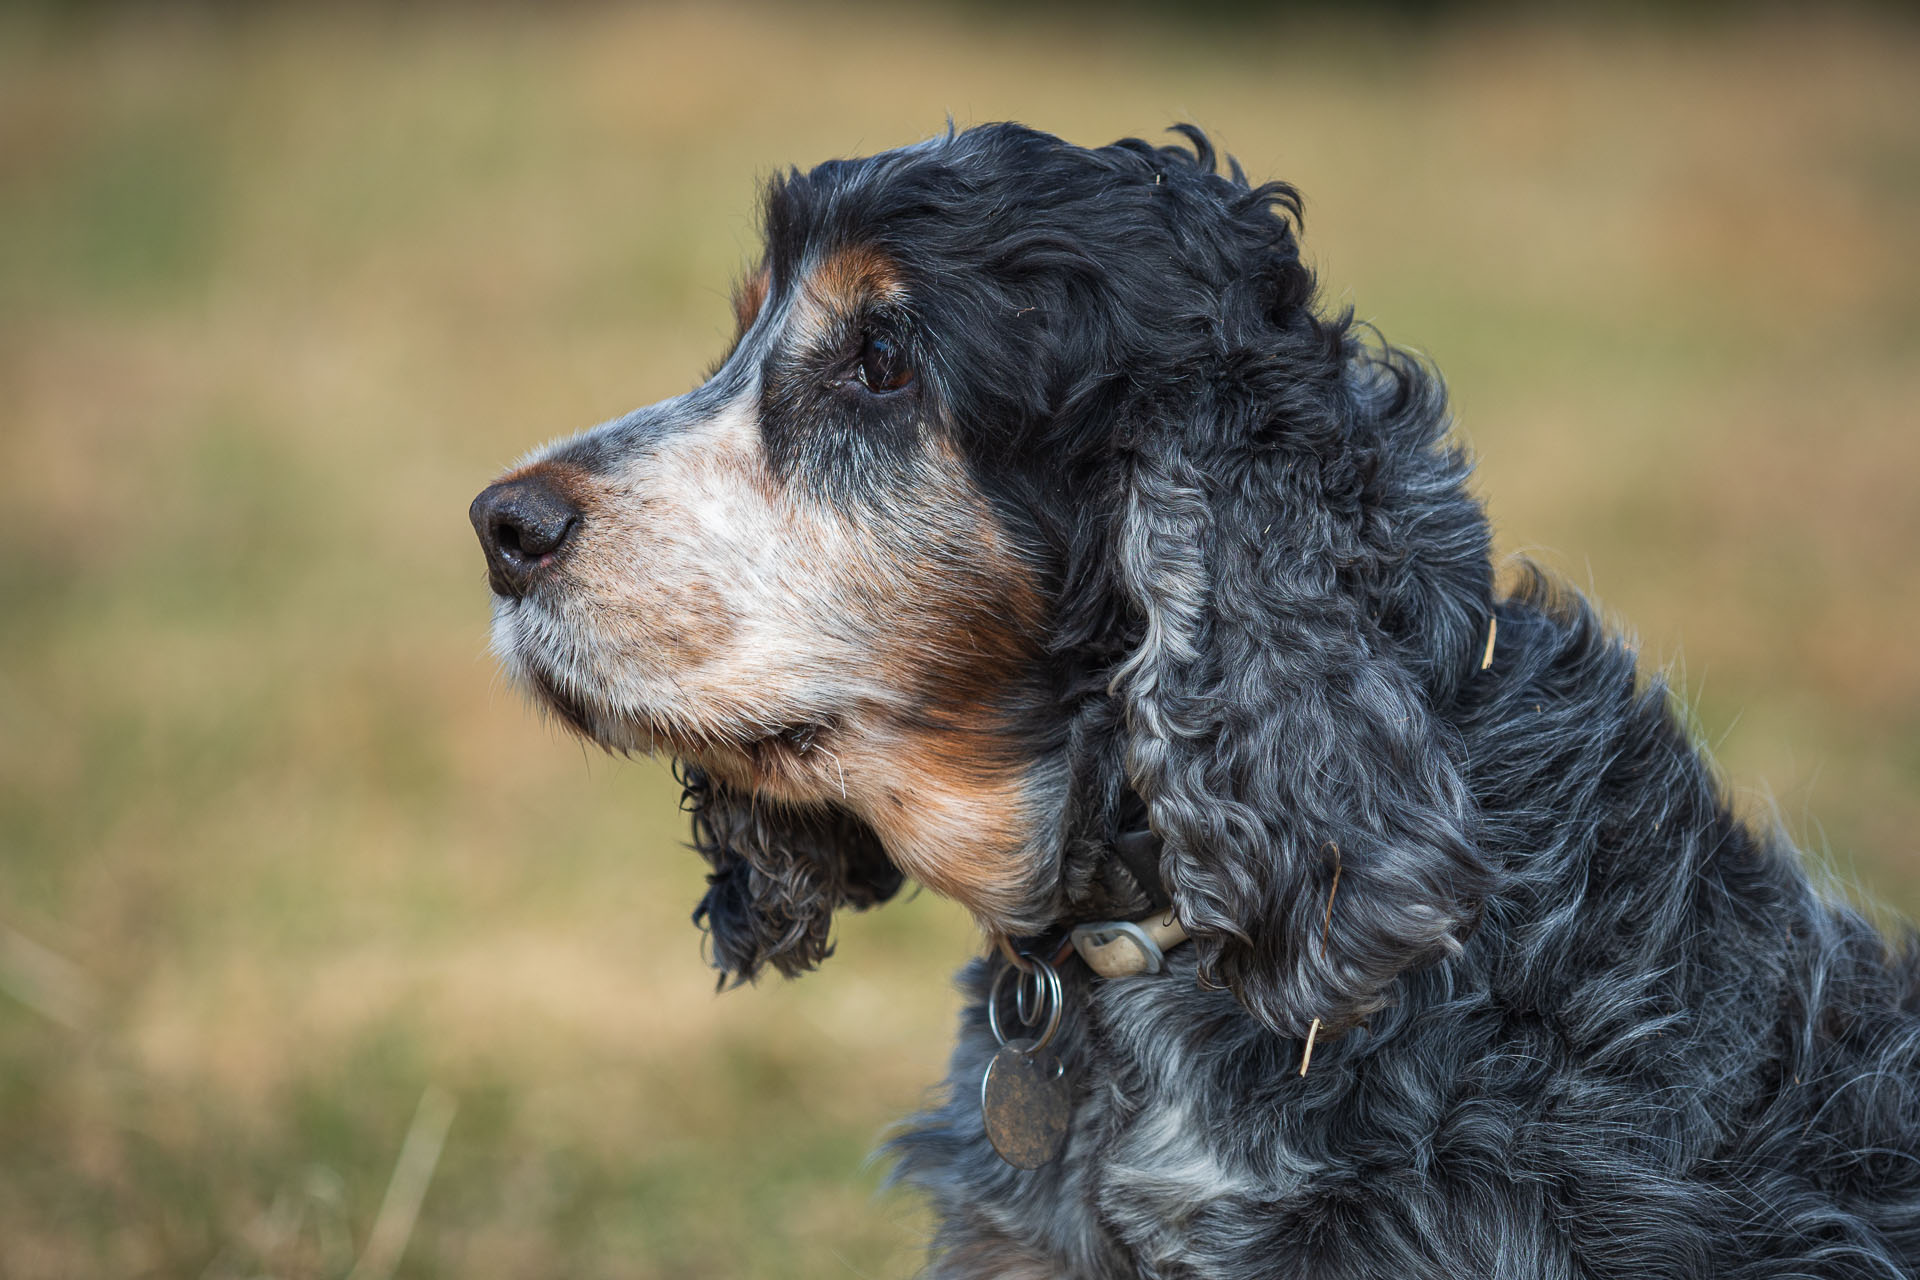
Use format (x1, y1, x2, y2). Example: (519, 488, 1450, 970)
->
(1069, 810, 1185, 977)
(1108, 824, 1171, 914)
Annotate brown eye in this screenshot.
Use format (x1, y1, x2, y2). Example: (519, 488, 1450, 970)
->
(858, 330, 913, 393)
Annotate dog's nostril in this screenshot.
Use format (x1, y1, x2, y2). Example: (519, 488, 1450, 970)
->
(470, 475, 582, 595)
(491, 514, 530, 559)
(496, 511, 573, 561)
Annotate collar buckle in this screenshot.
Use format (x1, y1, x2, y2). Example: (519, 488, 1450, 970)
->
(1069, 912, 1188, 978)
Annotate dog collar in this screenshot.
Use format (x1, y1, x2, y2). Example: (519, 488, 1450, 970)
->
(997, 813, 1188, 979)
(998, 904, 1190, 980)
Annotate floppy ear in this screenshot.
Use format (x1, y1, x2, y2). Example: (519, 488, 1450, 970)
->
(1106, 138, 1496, 1038)
(1114, 380, 1494, 1037)
(679, 763, 903, 984)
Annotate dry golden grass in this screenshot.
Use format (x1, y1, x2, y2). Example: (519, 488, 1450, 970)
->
(0, 5, 1915, 1276)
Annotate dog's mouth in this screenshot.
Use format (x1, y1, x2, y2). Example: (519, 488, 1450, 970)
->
(523, 659, 840, 779)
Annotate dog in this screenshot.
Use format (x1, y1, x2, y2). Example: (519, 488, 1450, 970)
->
(470, 124, 1920, 1278)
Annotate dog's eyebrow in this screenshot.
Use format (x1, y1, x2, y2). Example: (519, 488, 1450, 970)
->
(806, 245, 905, 312)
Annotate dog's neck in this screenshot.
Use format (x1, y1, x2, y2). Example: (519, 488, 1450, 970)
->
(1026, 615, 1502, 982)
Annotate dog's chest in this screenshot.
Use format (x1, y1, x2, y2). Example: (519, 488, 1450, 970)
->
(1080, 1092, 1279, 1274)
(1079, 978, 1321, 1273)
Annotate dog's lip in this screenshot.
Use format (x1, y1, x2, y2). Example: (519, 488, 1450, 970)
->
(485, 557, 547, 600)
(519, 655, 840, 764)
(486, 552, 568, 600)
(674, 717, 845, 798)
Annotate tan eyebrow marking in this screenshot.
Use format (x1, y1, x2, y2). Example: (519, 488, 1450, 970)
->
(807, 244, 905, 312)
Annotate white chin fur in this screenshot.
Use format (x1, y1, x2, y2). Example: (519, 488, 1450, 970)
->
(489, 596, 617, 742)
(488, 593, 818, 756)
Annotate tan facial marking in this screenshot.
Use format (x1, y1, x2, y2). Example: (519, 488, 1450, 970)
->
(862, 741, 1037, 920)
(731, 264, 770, 336)
(556, 407, 1044, 926)
(775, 244, 909, 355)
(808, 244, 903, 308)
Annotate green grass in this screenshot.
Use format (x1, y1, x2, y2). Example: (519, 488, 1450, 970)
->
(1, 5, 1916, 1276)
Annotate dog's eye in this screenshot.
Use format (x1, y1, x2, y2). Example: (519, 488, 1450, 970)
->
(857, 330, 913, 393)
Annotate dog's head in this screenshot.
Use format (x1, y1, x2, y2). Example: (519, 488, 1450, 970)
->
(473, 124, 1496, 1035)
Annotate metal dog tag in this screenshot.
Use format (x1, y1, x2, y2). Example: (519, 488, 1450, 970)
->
(981, 1039, 1069, 1169)
(981, 953, 1071, 1169)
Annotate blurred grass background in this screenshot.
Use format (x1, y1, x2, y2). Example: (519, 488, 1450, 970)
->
(0, 3, 1915, 1276)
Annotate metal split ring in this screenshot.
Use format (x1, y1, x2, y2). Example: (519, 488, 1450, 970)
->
(987, 953, 1063, 1055)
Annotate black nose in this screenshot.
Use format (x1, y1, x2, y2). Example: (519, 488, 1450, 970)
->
(470, 474, 582, 598)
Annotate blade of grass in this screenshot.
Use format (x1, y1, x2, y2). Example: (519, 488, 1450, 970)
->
(0, 926, 100, 1031)
(347, 1085, 456, 1280)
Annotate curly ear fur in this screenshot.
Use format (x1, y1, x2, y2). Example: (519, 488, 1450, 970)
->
(1107, 131, 1499, 1037)
(680, 763, 903, 983)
